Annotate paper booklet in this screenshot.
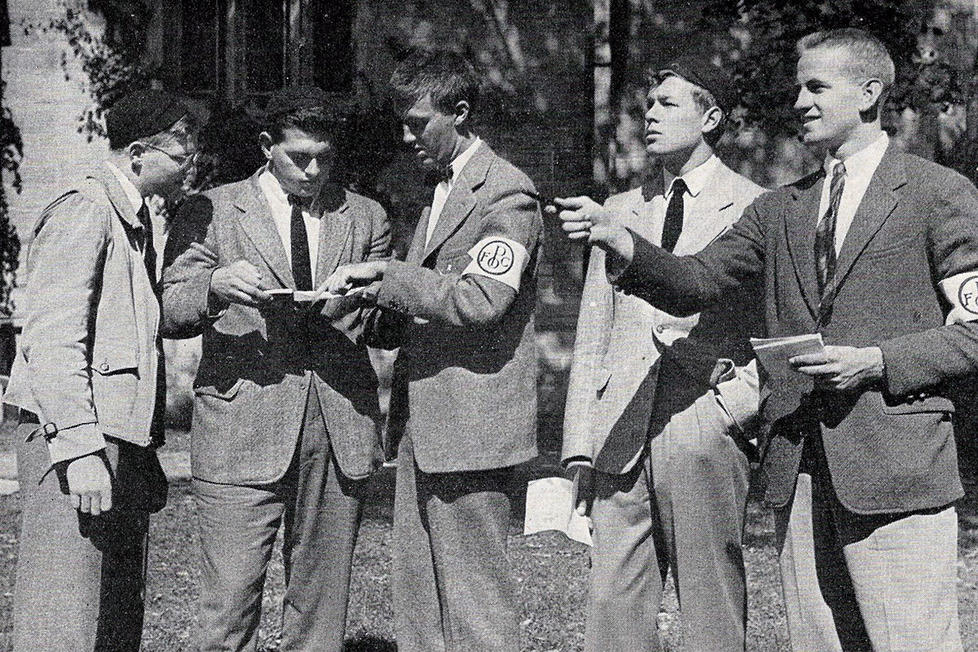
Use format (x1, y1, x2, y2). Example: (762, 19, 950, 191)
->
(523, 476, 593, 546)
(750, 333, 825, 379)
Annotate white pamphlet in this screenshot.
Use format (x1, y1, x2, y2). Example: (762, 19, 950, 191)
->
(523, 476, 593, 546)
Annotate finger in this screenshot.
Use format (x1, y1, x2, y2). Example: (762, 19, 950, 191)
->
(89, 494, 102, 516)
(561, 219, 591, 234)
(575, 500, 589, 516)
(566, 230, 591, 241)
(79, 493, 92, 514)
(188, 241, 218, 261)
(553, 196, 589, 209)
(789, 353, 829, 366)
(69, 493, 81, 510)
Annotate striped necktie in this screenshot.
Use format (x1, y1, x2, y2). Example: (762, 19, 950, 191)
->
(815, 161, 846, 321)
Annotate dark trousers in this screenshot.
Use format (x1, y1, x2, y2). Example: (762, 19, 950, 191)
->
(13, 424, 166, 652)
(194, 386, 364, 652)
(392, 435, 520, 652)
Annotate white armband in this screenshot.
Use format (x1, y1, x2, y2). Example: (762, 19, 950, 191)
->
(462, 236, 529, 291)
(940, 271, 978, 324)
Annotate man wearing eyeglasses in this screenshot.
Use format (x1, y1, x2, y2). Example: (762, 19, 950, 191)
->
(161, 85, 390, 652)
(3, 89, 199, 651)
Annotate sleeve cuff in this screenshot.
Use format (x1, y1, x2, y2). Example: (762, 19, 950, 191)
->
(42, 422, 107, 466)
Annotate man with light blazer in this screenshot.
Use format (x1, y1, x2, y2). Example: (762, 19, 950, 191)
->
(560, 52, 764, 651)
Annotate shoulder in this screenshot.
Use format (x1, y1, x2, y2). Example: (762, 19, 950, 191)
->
(484, 148, 536, 194)
(343, 188, 388, 221)
(201, 178, 253, 205)
(715, 160, 767, 201)
(896, 152, 974, 194)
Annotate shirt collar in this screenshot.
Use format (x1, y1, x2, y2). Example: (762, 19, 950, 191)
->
(258, 164, 324, 215)
(823, 132, 889, 177)
(447, 137, 483, 183)
(662, 154, 720, 199)
(105, 162, 144, 217)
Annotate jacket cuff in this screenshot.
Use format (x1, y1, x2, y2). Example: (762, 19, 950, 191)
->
(40, 421, 106, 465)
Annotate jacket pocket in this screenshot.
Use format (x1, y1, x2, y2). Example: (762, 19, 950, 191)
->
(880, 394, 954, 415)
(90, 341, 138, 376)
(193, 377, 246, 401)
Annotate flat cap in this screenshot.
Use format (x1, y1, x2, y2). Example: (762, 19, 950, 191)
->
(106, 90, 192, 149)
(658, 51, 736, 113)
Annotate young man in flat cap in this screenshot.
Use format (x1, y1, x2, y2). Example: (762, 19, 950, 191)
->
(556, 52, 764, 651)
(323, 50, 542, 652)
(562, 28, 975, 650)
(161, 85, 390, 652)
(3, 89, 198, 651)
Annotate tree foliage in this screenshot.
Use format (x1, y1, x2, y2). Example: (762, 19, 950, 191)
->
(0, 60, 24, 317)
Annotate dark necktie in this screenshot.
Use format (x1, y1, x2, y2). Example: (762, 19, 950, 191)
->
(815, 161, 846, 320)
(137, 201, 157, 290)
(661, 177, 687, 253)
(289, 195, 313, 291)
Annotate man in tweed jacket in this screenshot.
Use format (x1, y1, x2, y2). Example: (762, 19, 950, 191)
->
(162, 87, 390, 652)
(324, 50, 542, 651)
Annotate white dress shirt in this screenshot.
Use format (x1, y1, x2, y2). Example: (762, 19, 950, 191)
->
(817, 133, 889, 253)
(258, 166, 322, 280)
(661, 154, 722, 230)
(425, 137, 483, 246)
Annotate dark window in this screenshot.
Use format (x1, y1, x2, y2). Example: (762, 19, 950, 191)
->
(244, 2, 284, 92)
(181, 0, 219, 93)
(309, 0, 354, 92)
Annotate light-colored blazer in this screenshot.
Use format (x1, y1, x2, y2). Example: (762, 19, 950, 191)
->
(161, 171, 391, 483)
(4, 166, 162, 464)
(562, 160, 765, 474)
(370, 142, 543, 473)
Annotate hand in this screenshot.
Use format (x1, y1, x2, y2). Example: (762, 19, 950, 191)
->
(565, 461, 595, 517)
(550, 196, 635, 261)
(209, 260, 270, 307)
(789, 345, 885, 392)
(320, 261, 390, 295)
(65, 453, 112, 515)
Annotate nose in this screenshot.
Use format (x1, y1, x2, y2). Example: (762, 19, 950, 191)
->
(305, 157, 320, 178)
(402, 124, 415, 146)
(794, 88, 810, 111)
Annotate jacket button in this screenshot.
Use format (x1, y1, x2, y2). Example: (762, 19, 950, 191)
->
(99, 362, 109, 371)
(655, 325, 666, 334)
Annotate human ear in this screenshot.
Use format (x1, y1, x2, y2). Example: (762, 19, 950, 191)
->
(258, 132, 275, 160)
(453, 100, 470, 128)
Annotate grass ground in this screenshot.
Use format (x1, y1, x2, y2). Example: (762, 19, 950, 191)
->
(0, 424, 977, 650)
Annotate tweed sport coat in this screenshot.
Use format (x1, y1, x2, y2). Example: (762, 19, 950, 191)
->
(4, 166, 163, 464)
(562, 160, 765, 474)
(617, 144, 978, 513)
(161, 171, 390, 483)
(370, 142, 543, 473)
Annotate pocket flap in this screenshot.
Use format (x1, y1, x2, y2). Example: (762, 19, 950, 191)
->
(881, 393, 954, 415)
(193, 377, 246, 401)
(594, 367, 612, 392)
(91, 342, 138, 375)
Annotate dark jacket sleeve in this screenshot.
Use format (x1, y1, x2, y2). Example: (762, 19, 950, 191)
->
(877, 172, 978, 396)
(616, 194, 769, 316)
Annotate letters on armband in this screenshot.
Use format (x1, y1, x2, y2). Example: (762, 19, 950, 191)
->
(940, 271, 978, 324)
(462, 236, 529, 292)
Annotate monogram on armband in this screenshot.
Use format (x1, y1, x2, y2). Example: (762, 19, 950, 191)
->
(940, 271, 978, 324)
(462, 236, 529, 291)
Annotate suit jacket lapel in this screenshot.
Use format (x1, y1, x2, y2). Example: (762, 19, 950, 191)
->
(92, 165, 142, 230)
(674, 162, 740, 254)
(633, 174, 665, 244)
(784, 173, 824, 321)
(313, 183, 353, 285)
(833, 146, 904, 292)
(422, 142, 493, 262)
(233, 172, 295, 288)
